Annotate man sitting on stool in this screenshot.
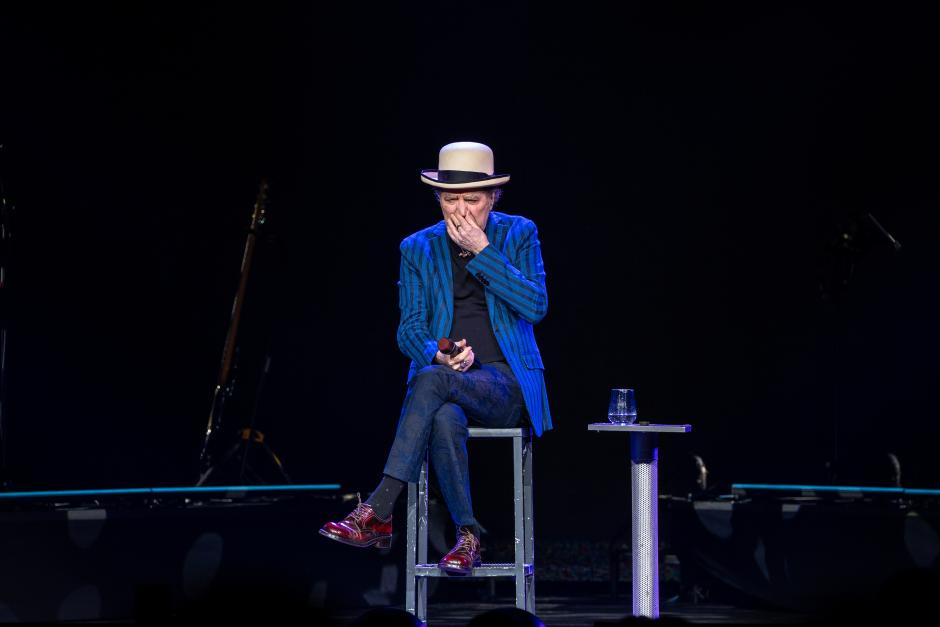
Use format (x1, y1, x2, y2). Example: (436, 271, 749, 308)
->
(320, 141, 552, 574)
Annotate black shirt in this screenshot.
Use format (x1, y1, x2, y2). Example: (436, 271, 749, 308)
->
(447, 236, 505, 364)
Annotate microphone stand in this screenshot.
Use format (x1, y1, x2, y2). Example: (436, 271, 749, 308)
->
(0, 144, 12, 489)
(821, 210, 901, 483)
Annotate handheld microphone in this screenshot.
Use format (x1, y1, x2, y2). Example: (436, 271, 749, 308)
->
(438, 337, 463, 356)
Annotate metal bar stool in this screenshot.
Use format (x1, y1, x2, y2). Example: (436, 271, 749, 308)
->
(405, 427, 534, 622)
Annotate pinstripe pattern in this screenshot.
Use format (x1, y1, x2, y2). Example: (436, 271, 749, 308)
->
(396, 212, 552, 436)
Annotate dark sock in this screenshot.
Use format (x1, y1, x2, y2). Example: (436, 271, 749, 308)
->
(365, 475, 405, 520)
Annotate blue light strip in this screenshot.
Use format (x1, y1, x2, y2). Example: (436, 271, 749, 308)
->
(0, 484, 341, 499)
(732, 483, 940, 496)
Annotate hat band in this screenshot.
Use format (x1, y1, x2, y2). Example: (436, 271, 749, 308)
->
(436, 170, 493, 183)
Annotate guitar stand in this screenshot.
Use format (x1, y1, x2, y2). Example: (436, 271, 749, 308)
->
(197, 349, 291, 486)
(197, 427, 291, 486)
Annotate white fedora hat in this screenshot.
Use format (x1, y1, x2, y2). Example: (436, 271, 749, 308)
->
(420, 141, 511, 190)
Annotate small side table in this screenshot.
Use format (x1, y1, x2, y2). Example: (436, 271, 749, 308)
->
(588, 422, 692, 618)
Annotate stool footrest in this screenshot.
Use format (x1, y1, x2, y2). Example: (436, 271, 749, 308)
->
(415, 563, 534, 578)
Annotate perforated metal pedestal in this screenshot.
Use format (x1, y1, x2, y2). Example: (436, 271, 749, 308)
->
(405, 427, 534, 622)
(588, 422, 692, 619)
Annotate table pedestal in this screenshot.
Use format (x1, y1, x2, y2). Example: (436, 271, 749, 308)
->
(589, 423, 691, 619)
(630, 432, 659, 618)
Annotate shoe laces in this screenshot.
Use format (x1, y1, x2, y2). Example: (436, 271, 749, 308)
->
(347, 493, 373, 528)
(453, 527, 480, 556)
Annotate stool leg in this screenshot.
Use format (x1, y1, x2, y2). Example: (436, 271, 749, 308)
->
(406, 478, 417, 616)
(523, 433, 535, 614)
(405, 455, 430, 621)
(513, 434, 525, 610)
(417, 457, 429, 622)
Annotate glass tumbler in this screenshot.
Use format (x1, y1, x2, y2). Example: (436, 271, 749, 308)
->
(608, 388, 637, 424)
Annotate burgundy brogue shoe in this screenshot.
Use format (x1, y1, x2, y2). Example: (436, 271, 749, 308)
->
(438, 526, 481, 575)
(319, 498, 392, 549)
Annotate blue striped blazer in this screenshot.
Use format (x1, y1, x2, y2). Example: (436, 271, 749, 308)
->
(396, 211, 552, 436)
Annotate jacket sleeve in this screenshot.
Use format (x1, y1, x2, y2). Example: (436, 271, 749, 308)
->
(465, 218, 548, 324)
(396, 243, 439, 368)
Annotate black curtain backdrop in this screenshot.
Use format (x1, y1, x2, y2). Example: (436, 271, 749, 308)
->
(1, 3, 937, 541)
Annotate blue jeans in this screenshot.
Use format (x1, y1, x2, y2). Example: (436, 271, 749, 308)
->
(382, 361, 526, 527)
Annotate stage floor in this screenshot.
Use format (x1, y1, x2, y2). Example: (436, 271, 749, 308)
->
(330, 596, 808, 625)
(0, 486, 821, 624)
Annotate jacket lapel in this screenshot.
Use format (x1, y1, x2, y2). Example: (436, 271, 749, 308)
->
(428, 222, 453, 338)
(484, 213, 509, 322)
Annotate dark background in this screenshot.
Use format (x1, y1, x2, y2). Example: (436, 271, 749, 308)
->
(1, 3, 937, 542)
